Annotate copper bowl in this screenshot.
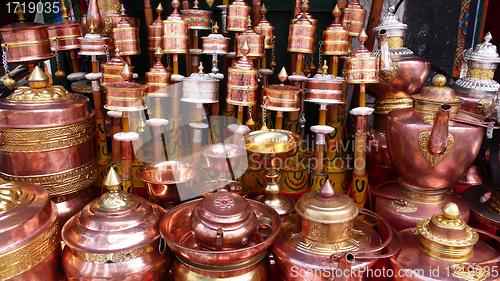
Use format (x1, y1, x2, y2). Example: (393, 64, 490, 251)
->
(137, 161, 200, 206)
(160, 199, 281, 264)
(200, 143, 246, 175)
(245, 129, 300, 169)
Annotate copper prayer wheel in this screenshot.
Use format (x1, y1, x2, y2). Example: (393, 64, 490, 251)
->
(105, 64, 148, 111)
(148, 4, 164, 52)
(345, 30, 379, 84)
(287, 5, 316, 55)
(101, 47, 131, 88)
(162, 0, 189, 54)
(0, 180, 63, 281)
(323, 5, 349, 56)
(48, 21, 82, 51)
(202, 33, 230, 55)
(78, 24, 108, 56)
(227, 0, 251, 32)
(236, 17, 265, 58)
(146, 48, 171, 96)
(306, 68, 344, 103)
(340, 0, 366, 37)
(227, 43, 258, 106)
(62, 168, 172, 280)
(263, 70, 301, 112)
(113, 6, 140, 56)
(255, 4, 275, 49)
(0, 67, 97, 227)
(182, 9, 212, 30)
(0, 22, 54, 63)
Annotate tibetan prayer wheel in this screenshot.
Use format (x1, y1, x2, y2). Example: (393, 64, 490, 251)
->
(236, 16, 265, 58)
(113, 5, 140, 56)
(78, 22, 108, 56)
(255, 4, 275, 49)
(0, 22, 54, 63)
(163, 0, 189, 54)
(146, 47, 171, 96)
(0, 67, 97, 226)
(101, 46, 131, 88)
(105, 64, 147, 111)
(263, 68, 301, 112)
(287, 4, 316, 55)
(345, 30, 379, 84)
(340, 0, 366, 37)
(227, 42, 258, 106)
(202, 31, 230, 54)
(182, 8, 212, 30)
(48, 21, 82, 51)
(227, 0, 251, 32)
(323, 5, 349, 56)
(306, 65, 344, 103)
(148, 4, 164, 52)
(182, 62, 219, 103)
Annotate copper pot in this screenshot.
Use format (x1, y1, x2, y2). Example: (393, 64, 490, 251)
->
(48, 21, 82, 51)
(0, 180, 63, 280)
(386, 203, 500, 280)
(227, 0, 251, 33)
(0, 22, 54, 63)
(0, 67, 97, 227)
(386, 75, 485, 191)
(62, 168, 172, 280)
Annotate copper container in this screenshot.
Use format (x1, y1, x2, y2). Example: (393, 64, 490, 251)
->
(146, 48, 171, 96)
(0, 180, 63, 280)
(181, 63, 219, 104)
(0, 67, 97, 227)
(227, 42, 258, 107)
(78, 27, 108, 56)
(345, 30, 379, 84)
(62, 168, 172, 280)
(306, 69, 344, 104)
(136, 161, 200, 208)
(272, 181, 399, 280)
(236, 17, 265, 58)
(452, 32, 500, 115)
(202, 33, 230, 55)
(162, 0, 189, 54)
(100, 48, 129, 88)
(255, 4, 275, 49)
(104, 64, 148, 111)
(0, 22, 54, 63)
(323, 5, 349, 56)
(148, 4, 164, 52)
(48, 21, 82, 51)
(113, 8, 140, 56)
(387, 203, 500, 280)
(463, 185, 500, 230)
(287, 5, 316, 55)
(227, 0, 251, 32)
(181, 9, 212, 30)
(263, 84, 301, 112)
(340, 0, 366, 37)
(386, 75, 484, 191)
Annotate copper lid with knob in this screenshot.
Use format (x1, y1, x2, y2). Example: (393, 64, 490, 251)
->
(412, 74, 463, 116)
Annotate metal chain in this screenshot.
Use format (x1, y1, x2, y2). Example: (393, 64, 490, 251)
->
(104, 44, 110, 61)
(318, 41, 323, 69)
(271, 37, 276, 62)
(261, 96, 268, 127)
(212, 52, 218, 73)
(305, 53, 311, 67)
(246, 88, 253, 120)
(167, 54, 171, 64)
(299, 88, 307, 125)
(2, 44, 10, 74)
(53, 38, 61, 69)
(211, 19, 215, 33)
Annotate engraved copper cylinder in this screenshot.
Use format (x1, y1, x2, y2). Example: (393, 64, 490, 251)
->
(202, 34, 230, 54)
(255, 19, 275, 49)
(227, 56, 258, 106)
(146, 62, 171, 96)
(345, 45, 379, 84)
(236, 31, 265, 58)
(48, 21, 82, 51)
(104, 82, 148, 111)
(263, 84, 301, 112)
(323, 28, 349, 56)
(101, 55, 131, 88)
(0, 181, 63, 281)
(287, 15, 316, 54)
(149, 16, 164, 52)
(340, 0, 366, 37)
(306, 74, 344, 103)
(113, 17, 140, 56)
(0, 22, 54, 63)
(78, 33, 108, 56)
(163, 10, 189, 54)
(227, 0, 251, 32)
(0, 68, 97, 227)
(182, 9, 212, 30)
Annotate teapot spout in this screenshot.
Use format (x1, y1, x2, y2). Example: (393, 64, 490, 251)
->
(378, 29, 395, 77)
(428, 104, 452, 156)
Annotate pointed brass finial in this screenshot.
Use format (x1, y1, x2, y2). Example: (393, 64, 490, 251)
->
(193, 0, 199, 8)
(120, 4, 126, 16)
(442, 202, 460, 220)
(278, 67, 288, 84)
(300, 0, 309, 13)
(388, 5, 396, 14)
(16, 4, 26, 21)
(55, 67, 66, 81)
(89, 21, 96, 33)
(104, 167, 122, 192)
(241, 40, 250, 56)
(156, 3, 164, 15)
(3, 74, 15, 90)
(247, 15, 252, 27)
(213, 22, 220, 33)
(28, 66, 49, 89)
(121, 63, 133, 81)
(154, 46, 163, 60)
(358, 29, 368, 44)
(322, 60, 329, 73)
(485, 32, 492, 43)
(172, 0, 180, 10)
(332, 4, 341, 19)
(260, 4, 267, 16)
(60, 0, 69, 20)
(309, 61, 316, 72)
(115, 45, 121, 57)
(198, 62, 204, 73)
(319, 180, 335, 198)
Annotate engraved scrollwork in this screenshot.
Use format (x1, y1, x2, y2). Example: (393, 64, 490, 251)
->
(68, 241, 157, 263)
(6, 85, 72, 102)
(379, 61, 399, 83)
(390, 200, 417, 213)
(418, 131, 455, 166)
(422, 115, 455, 126)
(417, 218, 478, 246)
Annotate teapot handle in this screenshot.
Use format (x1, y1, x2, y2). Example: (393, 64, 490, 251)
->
(214, 228, 223, 250)
(371, 181, 410, 208)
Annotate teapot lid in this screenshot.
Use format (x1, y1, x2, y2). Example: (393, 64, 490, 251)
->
(417, 202, 478, 261)
(464, 32, 500, 64)
(62, 168, 166, 258)
(412, 74, 463, 104)
(373, 6, 407, 36)
(195, 189, 253, 224)
(295, 181, 358, 224)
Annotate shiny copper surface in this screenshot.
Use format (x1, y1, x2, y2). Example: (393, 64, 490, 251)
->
(227, 0, 251, 32)
(323, 5, 349, 56)
(202, 34, 230, 54)
(101, 50, 130, 88)
(452, 87, 497, 114)
(0, 22, 54, 63)
(263, 84, 301, 112)
(146, 51, 171, 96)
(136, 161, 200, 206)
(181, 9, 212, 30)
(227, 46, 258, 106)
(148, 5, 164, 52)
(340, 0, 366, 37)
(113, 12, 141, 56)
(104, 81, 148, 111)
(255, 5, 275, 49)
(200, 143, 246, 174)
(0, 181, 62, 280)
(287, 5, 316, 55)
(55, 187, 96, 227)
(48, 21, 82, 51)
(162, 1, 189, 54)
(306, 72, 344, 104)
(236, 17, 265, 58)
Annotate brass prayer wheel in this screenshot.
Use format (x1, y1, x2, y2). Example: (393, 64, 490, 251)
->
(323, 5, 349, 56)
(48, 20, 82, 51)
(0, 22, 54, 63)
(287, 3, 316, 55)
(255, 4, 275, 49)
(0, 180, 63, 280)
(146, 47, 171, 96)
(62, 168, 172, 280)
(345, 30, 379, 84)
(148, 4, 164, 52)
(105, 64, 148, 111)
(113, 5, 140, 56)
(78, 22, 108, 56)
(227, 42, 258, 106)
(227, 0, 251, 32)
(162, 0, 189, 54)
(263, 68, 301, 112)
(0, 66, 97, 226)
(236, 16, 265, 58)
(340, 0, 366, 37)
(182, 8, 212, 30)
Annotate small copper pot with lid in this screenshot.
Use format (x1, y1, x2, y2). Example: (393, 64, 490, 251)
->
(0, 179, 63, 280)
(62, 168, 172, 280)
